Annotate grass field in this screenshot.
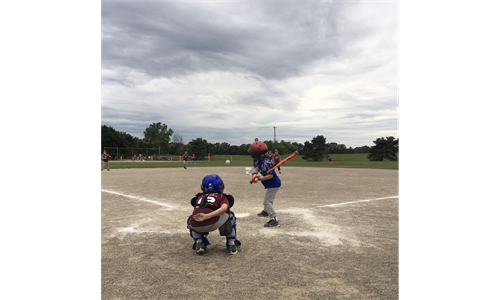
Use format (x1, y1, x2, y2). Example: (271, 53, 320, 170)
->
(104, 153, 398, 170)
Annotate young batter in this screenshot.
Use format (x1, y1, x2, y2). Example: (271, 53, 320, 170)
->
(249, 141, 281, 227)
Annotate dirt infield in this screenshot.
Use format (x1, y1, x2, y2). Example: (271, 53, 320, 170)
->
(101, 166, 398, 300)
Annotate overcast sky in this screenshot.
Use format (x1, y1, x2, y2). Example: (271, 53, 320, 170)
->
(101, 0, 398, 148)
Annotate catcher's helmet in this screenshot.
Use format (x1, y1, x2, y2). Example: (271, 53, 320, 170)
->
(201, 174, 225, 193)
(249, 141, 268, 160)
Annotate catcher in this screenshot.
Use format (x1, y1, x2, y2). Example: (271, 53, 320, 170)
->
(187, 174, 241, 255)
(249, 141, 281, 227)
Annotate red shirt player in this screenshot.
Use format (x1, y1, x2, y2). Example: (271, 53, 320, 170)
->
(273, 149, 282, 174)
(183, 151, 189, 169)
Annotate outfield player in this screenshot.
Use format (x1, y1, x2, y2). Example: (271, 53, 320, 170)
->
(187, 174, 241, 255)
(249, 141, 281, 227)
(191, 154, 196, 165)
(183, 151, 189, 169)
(273, 149, 282, 174)
(101, 150, 110, 171)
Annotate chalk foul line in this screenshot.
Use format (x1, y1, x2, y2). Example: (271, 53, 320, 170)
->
(319, 196, 398, 208)
(101, 189, 178, 210)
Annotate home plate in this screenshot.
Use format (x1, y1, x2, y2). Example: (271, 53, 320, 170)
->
(235, 213, 250, 218)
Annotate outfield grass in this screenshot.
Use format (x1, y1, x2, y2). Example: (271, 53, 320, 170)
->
(104, 153, 398, 170)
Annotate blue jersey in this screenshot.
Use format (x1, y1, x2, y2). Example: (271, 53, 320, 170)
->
(256, 157, 281, 189)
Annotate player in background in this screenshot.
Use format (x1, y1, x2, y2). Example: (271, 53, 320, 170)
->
(252, 138, 259, 167)
(187, 174, 241, 255)
(191, 154, 196, 165)
(249, 141, 281, 227)
(101, 150, 110, 171)
(208, 153, 210, 162)
(183, 151, 189, 169)
(273, 149, 282, 174)
(328, 156, 332, 165)
(268, 151, 273, 161)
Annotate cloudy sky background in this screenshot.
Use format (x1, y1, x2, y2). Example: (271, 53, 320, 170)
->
(101, 0, 398, 148)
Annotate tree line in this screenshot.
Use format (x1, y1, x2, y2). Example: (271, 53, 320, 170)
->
(101, 123, 398, 161)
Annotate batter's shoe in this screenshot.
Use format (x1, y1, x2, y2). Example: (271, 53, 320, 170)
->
(228, 244, 240, 255)
(264, 218, 279, 227)
(196, 241, 206, 255)
(257, 210, 269, 217)
(184, 166, 187, 169)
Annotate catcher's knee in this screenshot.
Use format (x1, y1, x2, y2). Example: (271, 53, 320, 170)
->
(218, 211, 236, 237)
(218, 218, 232, 236)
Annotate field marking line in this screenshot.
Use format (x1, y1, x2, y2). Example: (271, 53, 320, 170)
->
(318, 196, 399, 208)
(101, 189, 179, 210)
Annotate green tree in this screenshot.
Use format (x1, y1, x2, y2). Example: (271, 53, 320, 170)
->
(367, 136, 399, 161)
(143, 122, 174, 144)
(301, 135, 327, 161)
(189, 138, 208, 160)
(101, 125, 139, 149)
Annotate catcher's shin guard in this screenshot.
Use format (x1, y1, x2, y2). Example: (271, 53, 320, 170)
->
(223, 211, 241, 249)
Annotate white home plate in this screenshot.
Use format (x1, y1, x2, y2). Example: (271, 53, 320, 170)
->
(235, 213, 250, 218)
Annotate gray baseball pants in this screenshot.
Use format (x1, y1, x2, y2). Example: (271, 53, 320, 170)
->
(263, 187, 280, 219)
(190, 213, 236, 244)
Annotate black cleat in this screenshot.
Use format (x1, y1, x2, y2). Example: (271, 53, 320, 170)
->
(257, 210, 269, 217)
(264, 218, 279, 227)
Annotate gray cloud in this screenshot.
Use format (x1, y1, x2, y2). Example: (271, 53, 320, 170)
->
(101, 1, 398, 148)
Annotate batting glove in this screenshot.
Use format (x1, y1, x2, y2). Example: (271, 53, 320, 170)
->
(251, 174, 264, 183)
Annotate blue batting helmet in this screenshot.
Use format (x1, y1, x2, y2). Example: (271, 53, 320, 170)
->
(201, 174, 225, 193)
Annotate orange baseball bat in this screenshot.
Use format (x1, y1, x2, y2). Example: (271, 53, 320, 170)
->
(266, 150, 299, 174)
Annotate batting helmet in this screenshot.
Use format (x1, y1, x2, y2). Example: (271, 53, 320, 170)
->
(249, 141, 268, 160)
(201, 174, 225, 193)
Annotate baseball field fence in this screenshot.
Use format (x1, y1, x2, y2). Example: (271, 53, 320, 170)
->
(103, 147, 161, 160)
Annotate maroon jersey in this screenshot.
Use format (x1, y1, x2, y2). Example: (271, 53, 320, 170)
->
(183, 154, 189, 161)
(273, 154, 281, 164)
(190, 193, 230, 227)
(102, 154, 109, 162)
(268, 154, 273, 160)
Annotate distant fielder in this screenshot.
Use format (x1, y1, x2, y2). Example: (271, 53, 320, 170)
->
(273, 149, 282, 174)
(183, 151, 188, 169)
(101, 150, 110, 171)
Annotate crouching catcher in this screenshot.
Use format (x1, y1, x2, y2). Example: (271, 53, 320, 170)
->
(187, 174, 241, 255)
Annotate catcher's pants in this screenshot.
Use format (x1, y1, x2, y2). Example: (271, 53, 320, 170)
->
(263, 187, 280, 219)
(101, 161, 109, 170)
(190, 213, 236, 242)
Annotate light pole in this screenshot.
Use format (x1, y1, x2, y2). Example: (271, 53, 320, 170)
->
(273, 126, 277, 150)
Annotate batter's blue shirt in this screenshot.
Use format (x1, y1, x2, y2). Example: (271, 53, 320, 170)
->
(256, 157, 281, 189)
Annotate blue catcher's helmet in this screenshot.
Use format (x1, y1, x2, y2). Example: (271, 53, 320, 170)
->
(201, 174, 225, 193)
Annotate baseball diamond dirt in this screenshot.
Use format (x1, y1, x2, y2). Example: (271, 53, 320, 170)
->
(101, 166, 398, 300)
